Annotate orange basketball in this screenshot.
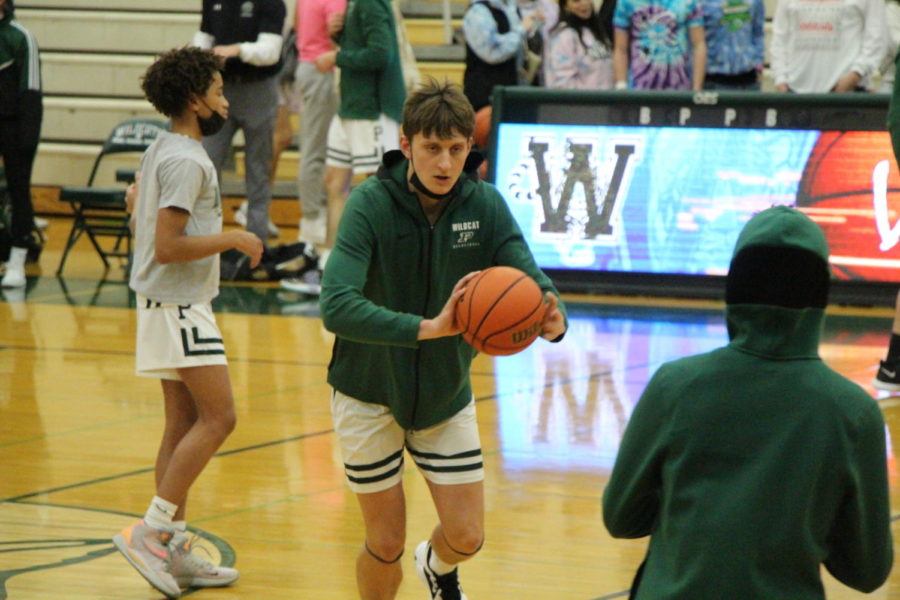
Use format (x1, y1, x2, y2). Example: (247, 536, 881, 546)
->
(456, 266, 546, 356)
(473, 106, 492, 150)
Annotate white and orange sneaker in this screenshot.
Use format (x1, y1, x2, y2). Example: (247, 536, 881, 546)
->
(112, 519, 181, 598)
(170, 531, 239, 589)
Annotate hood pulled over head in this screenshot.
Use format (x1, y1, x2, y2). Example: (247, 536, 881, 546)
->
(725, 206, 830, 309)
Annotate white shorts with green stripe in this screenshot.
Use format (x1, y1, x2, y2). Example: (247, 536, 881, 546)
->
(331, 390, 484, 494)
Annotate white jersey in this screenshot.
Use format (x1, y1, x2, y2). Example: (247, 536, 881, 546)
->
(129, 130, 223, 304)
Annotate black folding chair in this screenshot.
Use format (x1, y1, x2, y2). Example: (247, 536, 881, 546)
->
(56, 118, 167, 276)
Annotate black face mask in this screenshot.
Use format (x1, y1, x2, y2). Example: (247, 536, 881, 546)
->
(408, 156, 461, 201)
(197, 100, 226, 137)
(409, 172, 458, 201)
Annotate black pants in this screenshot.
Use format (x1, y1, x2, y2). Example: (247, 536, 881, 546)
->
(0, 118, 38, 247)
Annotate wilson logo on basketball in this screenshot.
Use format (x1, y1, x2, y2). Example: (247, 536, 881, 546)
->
(512, 321, 542, 344)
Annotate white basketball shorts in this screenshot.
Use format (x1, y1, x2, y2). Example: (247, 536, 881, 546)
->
(331, 390, 484, 494)
(135, 295, 228, 381)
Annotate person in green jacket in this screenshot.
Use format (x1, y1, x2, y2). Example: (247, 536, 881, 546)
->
(603, 206, 893, 599)
(320, 78, 567, 600)
(283, 0, 407, 296)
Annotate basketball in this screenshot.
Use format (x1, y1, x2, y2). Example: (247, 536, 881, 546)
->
(456, 266, 546, 356)
(474, 106, 492, 150)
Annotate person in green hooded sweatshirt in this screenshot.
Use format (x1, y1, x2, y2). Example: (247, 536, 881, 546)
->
(603, 206, 893, 599)
(319, 78, 567, 600)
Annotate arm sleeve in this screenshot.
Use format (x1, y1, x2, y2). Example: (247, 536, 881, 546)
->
(192, 31, 215, 49)
(849, 0, 888, 79)
(157, 158, 206, 215)
(335, 2, 394, 71)
(488, 186, 568, 335)
(822, 402, 894, 593)
(751, 0, 765, 67)
(770, 0, 790, 86)
(239, 32, 284, 65)
(602, 367, 670, 538)
(463, 3, 526, 64)
(16, 28, 42, 147)
(320, 191, 423, 347)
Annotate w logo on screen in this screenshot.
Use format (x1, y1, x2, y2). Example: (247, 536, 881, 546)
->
(512, 137, 640, 243)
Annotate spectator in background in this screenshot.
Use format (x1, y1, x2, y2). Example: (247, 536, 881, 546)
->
(462, 0, 541, 111)
(545, 0, 615, 89)
(293, 0, 345, 251)
(612, 0, 707, 90)
(700, 0, 764, 90)
(192, 0, 286, 243)
(771, 0, 887, 93)
(0, 0, 42, 290)
(281, 0, 405, 296)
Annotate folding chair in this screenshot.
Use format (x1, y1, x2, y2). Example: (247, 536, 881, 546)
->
(56, 118, 167, 276)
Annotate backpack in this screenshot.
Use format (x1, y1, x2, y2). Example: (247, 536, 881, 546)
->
(220, 242, 317, 282)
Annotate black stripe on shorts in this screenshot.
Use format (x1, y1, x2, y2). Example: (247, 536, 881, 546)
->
(344, 448, 405, 485)
(407, 446, 483, 473)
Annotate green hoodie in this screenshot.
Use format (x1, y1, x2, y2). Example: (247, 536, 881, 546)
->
(320, 150, 566, 430)
(603, 207, 893, 598)
(334, 0, 405, 122)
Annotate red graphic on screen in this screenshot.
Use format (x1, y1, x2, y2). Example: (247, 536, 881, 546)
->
(795, 131, 900, 282)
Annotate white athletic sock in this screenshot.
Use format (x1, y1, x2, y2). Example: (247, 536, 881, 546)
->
(172, 520, 187, 533)
(144, 495, 178, 531)
(429, 544, 456, 575)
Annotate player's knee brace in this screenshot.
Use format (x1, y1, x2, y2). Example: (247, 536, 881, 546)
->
(365, 541, 404, 564)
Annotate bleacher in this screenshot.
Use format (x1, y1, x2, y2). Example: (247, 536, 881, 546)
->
(16, 0, 468, 225)
(15, 0, 815, 226)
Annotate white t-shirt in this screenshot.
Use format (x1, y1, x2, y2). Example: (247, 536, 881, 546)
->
(771, 0, 888, 92)
(129, 130, 223, 304)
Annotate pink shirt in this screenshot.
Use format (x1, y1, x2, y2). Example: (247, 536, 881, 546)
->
(297, 0, 347, 63)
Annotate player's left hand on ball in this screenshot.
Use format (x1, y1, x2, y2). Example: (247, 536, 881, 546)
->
(540, 292, 566, 340)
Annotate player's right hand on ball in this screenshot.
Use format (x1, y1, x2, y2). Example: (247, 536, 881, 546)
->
(232, 230, 264, 268)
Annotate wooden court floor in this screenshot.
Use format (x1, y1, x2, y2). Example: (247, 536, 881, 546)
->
(2, 219, 899, 599)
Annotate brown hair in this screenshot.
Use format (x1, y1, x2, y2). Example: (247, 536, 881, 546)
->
(401, 77, 475, 141)
(142, 47, 224, 118)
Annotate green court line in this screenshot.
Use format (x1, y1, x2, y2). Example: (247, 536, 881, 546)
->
(3, 428, 335, 503)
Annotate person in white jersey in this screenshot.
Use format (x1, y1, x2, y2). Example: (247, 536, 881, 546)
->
(111, 46, 263, 599)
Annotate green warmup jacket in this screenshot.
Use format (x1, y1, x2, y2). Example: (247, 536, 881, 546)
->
(334, 0, 405, 122)
(603, 207, 893, 598)
(320, 150, 566, 430)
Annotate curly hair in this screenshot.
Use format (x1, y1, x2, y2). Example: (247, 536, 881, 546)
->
(401, 77, 475, 141)
(141, 47, 224, 118)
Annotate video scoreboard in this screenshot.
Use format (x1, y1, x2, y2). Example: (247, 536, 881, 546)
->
(488, 88, 899, 304)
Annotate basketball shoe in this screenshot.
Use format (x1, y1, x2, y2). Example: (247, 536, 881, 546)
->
(112, 519, 181, 598)
(873, 360, 900, 391)
(169, 531, 239, 588)
(415, 541, 468, 600)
